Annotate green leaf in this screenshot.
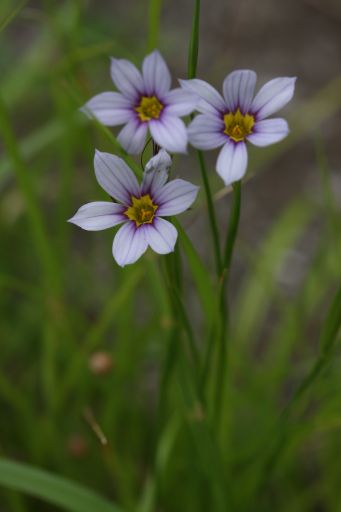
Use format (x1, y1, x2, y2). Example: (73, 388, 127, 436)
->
(0, 458, 122, 512)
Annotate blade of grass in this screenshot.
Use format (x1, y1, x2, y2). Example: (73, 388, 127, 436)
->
(0, 458, 122, 512)
(0, 0, 28, 33)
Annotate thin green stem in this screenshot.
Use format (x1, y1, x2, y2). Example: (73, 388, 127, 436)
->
(164, 254, 200, 370)
(187, 0, 201, 79)
(222, 181, 242, 276)
(147, 0, 162, 52)
(197, 151, 223, 275)
(187, 0, 222, 276)
(214, 180, 242, 424)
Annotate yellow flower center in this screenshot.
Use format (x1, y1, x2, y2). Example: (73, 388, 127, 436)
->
(125, 194, 158, 227)
(135, 96, 164, 122)
(223, 108, 255, 142)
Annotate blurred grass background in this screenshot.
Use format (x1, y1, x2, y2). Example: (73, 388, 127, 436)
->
(1, 0, 341, 510)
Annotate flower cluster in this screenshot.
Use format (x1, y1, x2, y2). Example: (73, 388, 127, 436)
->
(70, 50, 296, 266)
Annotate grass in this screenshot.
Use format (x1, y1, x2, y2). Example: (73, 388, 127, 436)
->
(1, 0, 341, 511)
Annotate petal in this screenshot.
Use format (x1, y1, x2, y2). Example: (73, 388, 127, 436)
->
(145, 149, 172, 174)
(81, 92, 133, 126)
(149, 115, 188, 154)
(68, 202, 125, 231)
(187, 114, 226, 150)
(110, 58, 144, 100)
(156, 179, 199, 216)
(216, 141, 248, 186)
(247, 118, 289, 147)
(251, 77, 297, 120)
(141, 149, 172, 195)
(144, 218, 177, 254)
(142, 50, 171, 96)
(179, 78, 226, 115)
(117, 119, 148, 155)
(163, 88, 198, 116)
(112, 222, 148, 267)
(94, 150, 140, 204)
(222, 69, 257, 113)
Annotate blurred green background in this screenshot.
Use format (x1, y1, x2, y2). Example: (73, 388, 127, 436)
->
(1, 0, 341, 510)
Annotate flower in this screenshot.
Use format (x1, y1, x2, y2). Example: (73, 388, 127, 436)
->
(82, 50, 198, 155)
(68, 150, 199, 267)
(180, 70, 296, 185)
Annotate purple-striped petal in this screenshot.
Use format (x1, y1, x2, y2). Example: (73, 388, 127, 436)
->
(144, 218, 177, 254)
(222, 70, 257, 113)
(247, 118, 289, 147)
(149, 115, 188, 154)
(216, 141, 248, 185)
(112, 222, 148, 267)
(156, 179, 199, 216)
(94, 150, 140, 204)
(145, 149, 172, 174)
(68, 201, 125, 231)
(163, 88, 198, 116)
(251, 77, 296, 120)
(141, 150, 171, 195)
(117, 119, 148, 155)
(142, 50, 171, 96)
(179, 78, 226, 115)
(110, 58, 144, 101)
(188, 114, 226, 150)
(81, 92, 133, 126)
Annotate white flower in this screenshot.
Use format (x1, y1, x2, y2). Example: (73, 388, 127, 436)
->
(180, 70, 296, 185)
(82, 50, 198, 155)
(68, 150, 199, 267)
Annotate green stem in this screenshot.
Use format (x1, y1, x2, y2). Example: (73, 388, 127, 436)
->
(187, 0, 201, 79)
(164, 254, 200, 370)
(147, 0, 162, 51)
(197, 151, 223, 275)
(187, 0, 222, 276)
(214, 180, 242, 423)
(222, 181, 242, 276)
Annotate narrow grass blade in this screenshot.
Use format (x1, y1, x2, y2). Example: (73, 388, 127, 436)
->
(0, 458, 122, 512)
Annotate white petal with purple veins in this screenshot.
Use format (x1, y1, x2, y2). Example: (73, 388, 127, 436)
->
(216, 141, 248, 185)
(94, 150, 140, 204)
(247, 118, 289, 147)
(179, 78, 226, 115)
(251, 77, 296, 120)
(142, 50, 171, 96)
(187, 114, 226, 150)
(163, 88, 198, 116)
(144, 218, 177, 254)
(156, 179, 199, 216)
(110, 58, 144, 100)
(223, 70, 257, 113)
(141, 150, 172, 195)
(117, 118, 148, 155)
(149, 115, 188, 154)
(81, 92, 133, 126)
(113, 222, 148, 267)
(68, 201, 125, 230)
(145, 149, 172, 174)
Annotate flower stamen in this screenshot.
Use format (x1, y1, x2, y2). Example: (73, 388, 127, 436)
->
(125, 194, 158, 227)
(223, 108, 255, 142)
(135, 96, 164, 122)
